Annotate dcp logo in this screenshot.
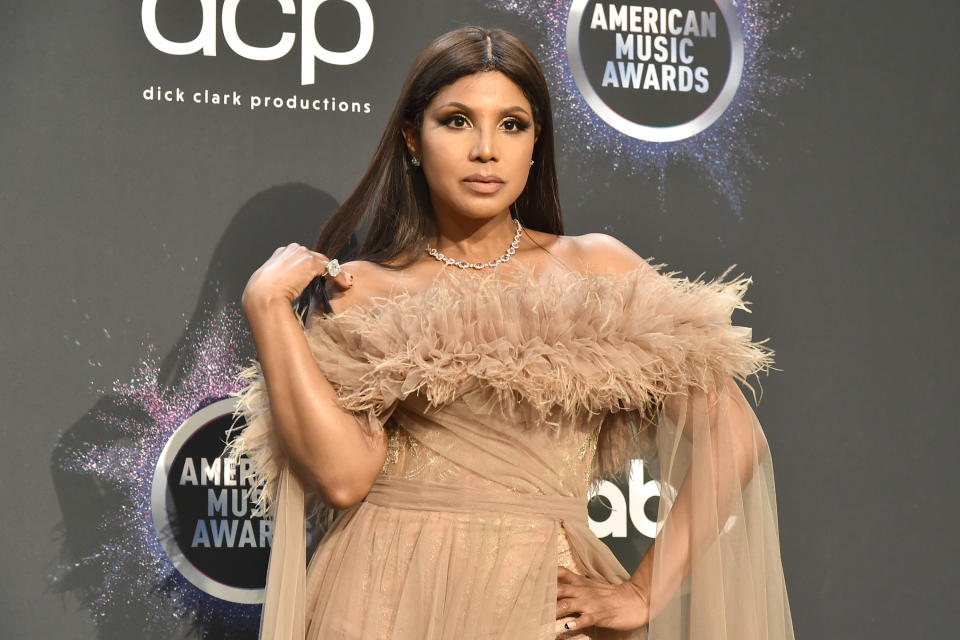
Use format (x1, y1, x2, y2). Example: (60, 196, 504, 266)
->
(142, 0, 374, 85)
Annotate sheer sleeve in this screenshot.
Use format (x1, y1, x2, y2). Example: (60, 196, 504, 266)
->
(582, 262, 796, 639)
(634, 371, 795, 639)
(223, 305, 401, 640)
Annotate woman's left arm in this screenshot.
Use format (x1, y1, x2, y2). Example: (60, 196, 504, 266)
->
(556, 234, 790, 636)
(557, 376, 767, 633)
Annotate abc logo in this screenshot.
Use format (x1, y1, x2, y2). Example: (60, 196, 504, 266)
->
(141, 0, 374, 85)
(588, 459, 660, 540)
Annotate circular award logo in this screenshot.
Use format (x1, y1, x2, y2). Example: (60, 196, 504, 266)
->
(566, 0, 744, 141)
(151, 398, 270, 603)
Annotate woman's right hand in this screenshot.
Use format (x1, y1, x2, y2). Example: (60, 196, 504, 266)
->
(241, 243, 354, 312)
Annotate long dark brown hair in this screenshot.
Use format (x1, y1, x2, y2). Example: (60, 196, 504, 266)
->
(312, 26, 564, 269)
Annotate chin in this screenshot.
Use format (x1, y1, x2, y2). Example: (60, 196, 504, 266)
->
(438, 198, 511, 220)
(465, 204, 512, 219)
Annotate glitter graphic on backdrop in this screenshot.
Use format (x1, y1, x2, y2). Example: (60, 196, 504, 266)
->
(52, 303, 261, 637)
(484, 0, 805, 216)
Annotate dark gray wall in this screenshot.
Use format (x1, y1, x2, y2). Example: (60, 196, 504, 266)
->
(2, 1, 956, 637)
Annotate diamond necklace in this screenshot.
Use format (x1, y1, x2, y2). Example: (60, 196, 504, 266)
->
(425, 218, 523, 270)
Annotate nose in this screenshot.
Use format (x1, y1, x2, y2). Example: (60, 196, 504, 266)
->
(469, 125, 497, 162)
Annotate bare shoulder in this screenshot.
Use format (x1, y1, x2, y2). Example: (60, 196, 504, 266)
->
(568, 233, 655, 276)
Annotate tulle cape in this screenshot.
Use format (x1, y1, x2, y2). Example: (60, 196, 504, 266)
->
(225, 259, 796, 640)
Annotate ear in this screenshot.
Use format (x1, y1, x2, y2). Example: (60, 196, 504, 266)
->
(400, 119, 419, 156)
(534, 123, 541, 144)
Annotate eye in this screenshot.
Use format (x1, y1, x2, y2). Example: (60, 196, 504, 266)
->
(443, 114, 470, 129)
(503, 118, 530, 133)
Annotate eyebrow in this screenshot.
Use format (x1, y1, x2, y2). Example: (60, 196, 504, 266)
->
(435, 101, 531, 118)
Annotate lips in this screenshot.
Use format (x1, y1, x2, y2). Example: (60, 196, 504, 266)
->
(462, 174, 504, 183)
(462, 173, 505, 194)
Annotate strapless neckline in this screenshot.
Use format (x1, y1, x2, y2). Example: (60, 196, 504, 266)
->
(317, 258, 657, 323)
(302, 256, 772, 420)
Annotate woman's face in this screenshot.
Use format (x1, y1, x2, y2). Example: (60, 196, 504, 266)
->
(403, 71, 540, 222)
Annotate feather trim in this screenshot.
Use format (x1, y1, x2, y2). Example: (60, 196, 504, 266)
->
(225, 259, 775, 515)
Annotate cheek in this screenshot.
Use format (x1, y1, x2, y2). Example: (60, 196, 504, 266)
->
(505, 143, 535, 178)
(421, 143, 459, 183)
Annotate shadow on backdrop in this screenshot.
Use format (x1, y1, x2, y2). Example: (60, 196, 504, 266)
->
(50, 183, 351, 639)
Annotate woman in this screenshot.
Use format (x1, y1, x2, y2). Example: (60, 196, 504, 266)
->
(227, 26, 796, 640)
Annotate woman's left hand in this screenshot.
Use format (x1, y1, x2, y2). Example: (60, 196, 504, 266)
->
(556, 566, 650, 632)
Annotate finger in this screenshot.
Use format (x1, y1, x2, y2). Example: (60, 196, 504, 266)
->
(560, 612, 593, 632)
(556, 597, 579, 619)
(557, 566, 588, 584)
(275, 242, 302, 261)
(556, 582, 577, 599)
(313, 253, 353, 289)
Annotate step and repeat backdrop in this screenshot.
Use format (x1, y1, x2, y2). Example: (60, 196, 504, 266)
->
(4, 1, 956, 638)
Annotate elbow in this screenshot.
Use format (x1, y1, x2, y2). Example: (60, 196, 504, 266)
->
(289, 461, 370, 510)
(735, 422, 769, 488)
(323, 484, 368, 510)
(311, 467, 377, 510)
(298, 415, 389, 510)
(754, 424, 770, 462)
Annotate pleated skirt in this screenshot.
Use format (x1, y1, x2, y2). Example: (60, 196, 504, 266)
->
(301, 475, 613, 639)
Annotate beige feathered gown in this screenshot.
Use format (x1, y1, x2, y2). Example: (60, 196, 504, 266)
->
(226, 260, 797, 640)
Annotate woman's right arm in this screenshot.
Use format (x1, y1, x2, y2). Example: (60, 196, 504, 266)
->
(241, 244, 387, 510)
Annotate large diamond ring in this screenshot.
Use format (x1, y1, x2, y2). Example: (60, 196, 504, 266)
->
(323, 259, 341, 277)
